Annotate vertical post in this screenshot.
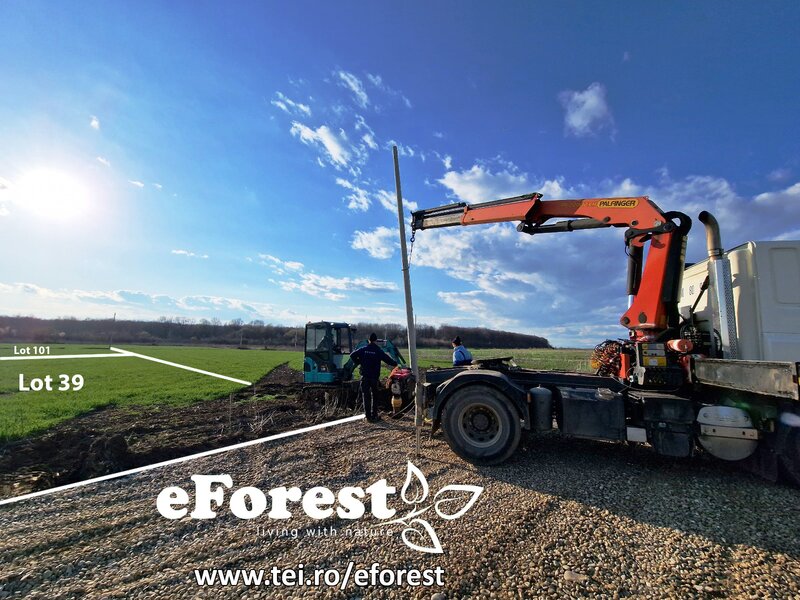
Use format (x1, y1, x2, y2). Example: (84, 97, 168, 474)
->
(109, 312, 116, 347)
(392, 146, 422, 455)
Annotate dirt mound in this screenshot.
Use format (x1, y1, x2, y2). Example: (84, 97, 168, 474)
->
(261, 362, 304, 386)
(0, 364, 356, 500)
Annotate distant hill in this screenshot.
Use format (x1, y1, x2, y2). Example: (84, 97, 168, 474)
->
(0, 316, 551, 350)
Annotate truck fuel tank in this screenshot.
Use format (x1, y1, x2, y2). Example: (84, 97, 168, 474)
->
(696, 405, 759, 461)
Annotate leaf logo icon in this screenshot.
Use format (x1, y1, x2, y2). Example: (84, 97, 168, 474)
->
(400, 518, 443, 554)
(434, 485, 483, 520)
(400, 461, 429, 505)
(383, 462, 483, 554)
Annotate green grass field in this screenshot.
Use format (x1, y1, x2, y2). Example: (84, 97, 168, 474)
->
(416, 347, 592, 372)
(0, 344, 303, 442)
(0, 343, 590, 443)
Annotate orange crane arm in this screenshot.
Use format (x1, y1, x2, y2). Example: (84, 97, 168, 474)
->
(411, 193, 691, 338)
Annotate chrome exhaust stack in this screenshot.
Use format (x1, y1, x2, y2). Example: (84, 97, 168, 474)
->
(698, 211, 739, 358)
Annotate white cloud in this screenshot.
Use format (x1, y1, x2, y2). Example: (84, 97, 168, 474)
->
(335, 177, 418, 214)
(171, 249, 209, 259)
(351, 114, 380, 158)
(278, 272, 397, 301)
(754, 181, 800, 206)
(438, 290, 490, 315)
(776, 229, 800, 241)
(354, 114, 373, 133)
(153, 183, 163, 190)
(351, 226, 398, 259)
(767, 168, 791, 182)
(0, 205, 9, 217)
(90, 115, 100, 130)
(374, 189, 418, 213)
(442, 154, 452, 169)
(365, 72, 412, 108)
(0, 281, 310, 324)
(257, 253, 305, 274)
(335, 178, 370, 211)
(128, 180, 145, 188)
(558, 82, 615, 138)
(388, 140, 415, 158)
(433, 131, 444, 139)
(438, 163, 535, 203)
(442, 160, 575, 204)
(290, 121, 351, 168)
(362, 133, 378, 150)
(336, 70, 369, 108)
(271, 91, 311, 116)
(96, 156, 110, 167)
(259, 253, 396, 301)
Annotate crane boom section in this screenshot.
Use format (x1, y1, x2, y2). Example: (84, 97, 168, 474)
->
(412, 193, 668, 233)
(411, 193, 690, 337)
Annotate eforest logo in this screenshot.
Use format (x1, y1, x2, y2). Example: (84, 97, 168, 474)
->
(157, 461, 483, 554)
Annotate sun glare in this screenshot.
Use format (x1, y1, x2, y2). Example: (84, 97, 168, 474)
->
(15, 168, 91, 220)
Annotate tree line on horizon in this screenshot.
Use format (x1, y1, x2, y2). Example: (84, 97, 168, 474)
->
(0, 316, 552, 350)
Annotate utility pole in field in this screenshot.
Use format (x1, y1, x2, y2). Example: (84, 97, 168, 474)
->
(392, 146, 423, 456)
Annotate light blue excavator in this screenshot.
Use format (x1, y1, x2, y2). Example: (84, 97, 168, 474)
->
(303, 321, 406, 384)
(302, 321, 413, 414)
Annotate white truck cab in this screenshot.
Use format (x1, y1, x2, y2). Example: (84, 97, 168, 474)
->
(680, 241, 800, 362)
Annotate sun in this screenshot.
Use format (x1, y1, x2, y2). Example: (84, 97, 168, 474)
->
(15, 168, 91, 220)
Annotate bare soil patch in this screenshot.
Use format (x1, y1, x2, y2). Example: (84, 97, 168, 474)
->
(0, 364, 349, 500)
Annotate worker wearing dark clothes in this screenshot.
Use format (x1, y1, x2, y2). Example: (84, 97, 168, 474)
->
(350, 333, 397, 422)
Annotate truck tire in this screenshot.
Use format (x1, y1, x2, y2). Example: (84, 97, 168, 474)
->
(441, 385, 521, 465)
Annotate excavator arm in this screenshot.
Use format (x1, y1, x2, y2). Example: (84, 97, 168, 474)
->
(411, 193, 691, 339)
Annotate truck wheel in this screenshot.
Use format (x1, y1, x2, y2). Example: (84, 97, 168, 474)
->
(442, 385, 521, 465)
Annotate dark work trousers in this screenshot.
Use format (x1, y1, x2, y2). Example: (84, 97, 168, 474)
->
(360, 378, 380, 419)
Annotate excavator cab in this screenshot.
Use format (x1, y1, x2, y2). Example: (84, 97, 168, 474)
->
(303, 322, 355, 383)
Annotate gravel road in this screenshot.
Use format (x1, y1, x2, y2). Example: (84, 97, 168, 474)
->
(1, 417, 799, 599)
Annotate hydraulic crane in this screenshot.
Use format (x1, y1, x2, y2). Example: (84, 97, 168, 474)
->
(412, 193, 692, 387)
(409, 193, 800, 485)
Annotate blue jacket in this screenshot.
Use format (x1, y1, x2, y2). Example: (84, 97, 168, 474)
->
(350, 342, 397, 380)
(453, 344, 473, 366)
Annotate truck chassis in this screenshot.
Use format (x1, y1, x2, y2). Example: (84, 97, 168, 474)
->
(422, 357, 800, 486)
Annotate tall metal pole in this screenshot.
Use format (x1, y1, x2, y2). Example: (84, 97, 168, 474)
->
(392, 146, 422, 455)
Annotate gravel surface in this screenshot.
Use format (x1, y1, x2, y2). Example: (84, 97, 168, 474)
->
(1, 417, 799, 599)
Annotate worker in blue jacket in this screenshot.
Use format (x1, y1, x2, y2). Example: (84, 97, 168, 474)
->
(350, 333, 398, 422)
(452, 336, 473, 366)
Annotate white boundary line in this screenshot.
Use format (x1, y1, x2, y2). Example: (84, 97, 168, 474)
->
(0, 353, 129, 361)
(0, 414, 365, 506)
(110, 347, 253, 386)
(1, 347, 252, 386)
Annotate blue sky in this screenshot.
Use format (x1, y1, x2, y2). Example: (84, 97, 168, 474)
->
(1, 1, 798, 346)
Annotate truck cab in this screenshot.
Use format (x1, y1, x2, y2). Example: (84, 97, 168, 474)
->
(680, 241, 800, 361)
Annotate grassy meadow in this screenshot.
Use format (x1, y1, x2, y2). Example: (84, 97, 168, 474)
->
(0, 344, 303, 442)
(0, 343, 590, 442)
(416, 347, 592, 372)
